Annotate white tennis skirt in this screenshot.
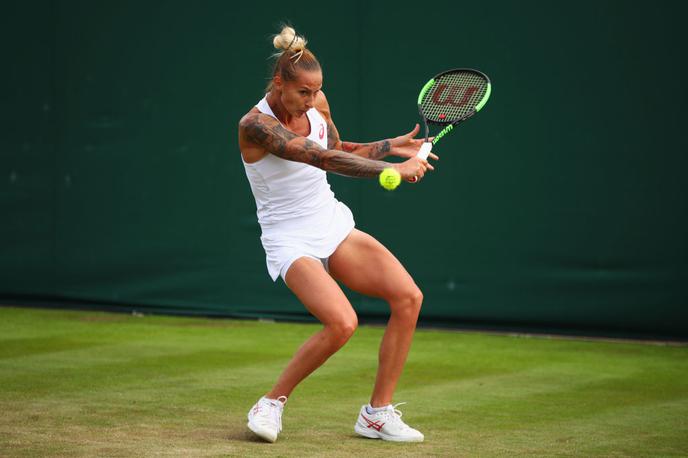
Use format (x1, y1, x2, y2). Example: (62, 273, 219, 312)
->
(259, 200, 355, 282)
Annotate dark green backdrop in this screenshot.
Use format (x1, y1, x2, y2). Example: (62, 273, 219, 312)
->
(2, 1, 687, 338)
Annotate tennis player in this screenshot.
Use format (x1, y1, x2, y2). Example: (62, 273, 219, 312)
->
(239, 26, 437, 443)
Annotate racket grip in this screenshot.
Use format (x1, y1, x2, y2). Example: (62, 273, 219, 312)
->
(417, 142, 432, 160)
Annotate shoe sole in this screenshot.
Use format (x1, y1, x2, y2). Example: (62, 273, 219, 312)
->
(247, 420, 277, 443)
(354, 422, 424, 442)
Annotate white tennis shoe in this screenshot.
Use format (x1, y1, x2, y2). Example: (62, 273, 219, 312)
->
(247, 395, 287, 443)
(354, 402, 424, 442)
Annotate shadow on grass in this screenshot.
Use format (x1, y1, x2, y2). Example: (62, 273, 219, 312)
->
(225, 428, 381, 444)
(225, 427, 270, 443)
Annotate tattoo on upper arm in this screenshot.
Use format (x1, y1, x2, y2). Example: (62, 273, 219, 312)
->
(240, 113, 386, 178)
(326, 119, 340, 150)
(242, 114, 292, 156)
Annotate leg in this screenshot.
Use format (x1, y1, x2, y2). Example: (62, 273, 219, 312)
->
(328, 229, 423, 407)
(265, 256, 358, 399)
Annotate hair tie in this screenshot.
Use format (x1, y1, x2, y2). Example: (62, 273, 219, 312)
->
(287, 32, 298, 51)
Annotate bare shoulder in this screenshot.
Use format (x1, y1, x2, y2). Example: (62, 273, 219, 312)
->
(314, 91, 332, 121)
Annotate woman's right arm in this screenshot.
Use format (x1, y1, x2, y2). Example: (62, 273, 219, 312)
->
(239, 113, 429, 180)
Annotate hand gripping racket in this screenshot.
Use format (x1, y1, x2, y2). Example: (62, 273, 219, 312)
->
(416, 68, 492, 161)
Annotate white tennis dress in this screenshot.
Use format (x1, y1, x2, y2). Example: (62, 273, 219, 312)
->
(242, 97, 356, 282)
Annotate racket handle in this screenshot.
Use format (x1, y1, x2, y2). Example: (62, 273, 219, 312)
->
(417, 142, 432, 160)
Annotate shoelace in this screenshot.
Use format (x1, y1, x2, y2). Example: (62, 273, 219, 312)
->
(257, 396, 286, 430)
(385, 402, 413, 431)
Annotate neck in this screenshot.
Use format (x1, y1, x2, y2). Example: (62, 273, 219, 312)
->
(265, 90, 289, 124)
(266, 90, 306, 125)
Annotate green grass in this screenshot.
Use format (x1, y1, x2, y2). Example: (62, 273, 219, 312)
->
(0, 306, 687, 457)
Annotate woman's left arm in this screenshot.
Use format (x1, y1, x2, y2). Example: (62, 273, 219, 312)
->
(317, 93, 439, 161)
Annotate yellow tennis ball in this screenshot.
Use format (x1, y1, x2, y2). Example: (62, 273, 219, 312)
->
(379, 167, 401, 191)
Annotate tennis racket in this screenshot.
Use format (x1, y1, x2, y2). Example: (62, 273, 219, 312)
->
(416, 68, 492, 161)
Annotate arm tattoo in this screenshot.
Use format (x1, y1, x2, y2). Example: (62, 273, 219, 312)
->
(370, 140, 391, 160)
(240, 113, 388, 178)
(242, 114, 290, 154)
(327, 119, 340, 150)
(323, 114, 390, 159)
(341, 140, 391, 160)
(341, 141, 357, 153)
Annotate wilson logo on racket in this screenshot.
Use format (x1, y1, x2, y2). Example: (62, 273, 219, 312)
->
(431, 84, 480, 107)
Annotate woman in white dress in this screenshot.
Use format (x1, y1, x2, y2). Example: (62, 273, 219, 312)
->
(239, 26, 437, 443)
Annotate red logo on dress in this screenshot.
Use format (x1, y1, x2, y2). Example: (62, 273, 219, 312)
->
(319, 123, 325, 140)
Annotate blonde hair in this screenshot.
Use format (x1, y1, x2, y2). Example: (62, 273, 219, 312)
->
(266, 25, 321, 92)
(272, 26, 307, 56)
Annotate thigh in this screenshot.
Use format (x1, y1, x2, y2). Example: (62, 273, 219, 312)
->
(328, 229, 419, 301)
(285, 256, 357, 326)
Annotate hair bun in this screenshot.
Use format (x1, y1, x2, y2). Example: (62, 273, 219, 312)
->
(272, 26, 307, 52)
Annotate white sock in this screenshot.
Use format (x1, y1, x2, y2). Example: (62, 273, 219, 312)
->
(366, 404, 389, 415)
(264, 395, 287, 405)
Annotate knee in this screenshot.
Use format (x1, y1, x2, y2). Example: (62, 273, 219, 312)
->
(392, 286, 423, 322)
(326, 314, 358, 348)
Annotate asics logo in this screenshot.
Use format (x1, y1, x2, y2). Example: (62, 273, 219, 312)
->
(361, 414, 385, 432)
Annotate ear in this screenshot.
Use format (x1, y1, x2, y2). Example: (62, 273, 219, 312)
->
(272, 75, 283, 90)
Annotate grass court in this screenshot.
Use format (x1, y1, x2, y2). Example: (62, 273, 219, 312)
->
(1, 306, 686, 457)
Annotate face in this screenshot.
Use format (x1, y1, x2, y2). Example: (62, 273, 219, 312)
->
(274, 69, 323, 117)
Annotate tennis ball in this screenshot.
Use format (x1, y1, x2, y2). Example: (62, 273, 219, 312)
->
(379, 167, 401, 191)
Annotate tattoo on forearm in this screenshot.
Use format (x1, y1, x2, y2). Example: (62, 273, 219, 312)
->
(370, 140, 391, 160)
(317, 148, 387, 177)
(341, 141, 358, 153)
(341, 140, 391, 159)
(240, 113, 387, 178)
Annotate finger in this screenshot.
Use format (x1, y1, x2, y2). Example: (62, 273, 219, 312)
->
(409, 123, 420, 137)
(429, 152, 439, 160)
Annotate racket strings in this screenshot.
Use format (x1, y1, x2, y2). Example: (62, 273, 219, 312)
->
(421, 72, 488, 123)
